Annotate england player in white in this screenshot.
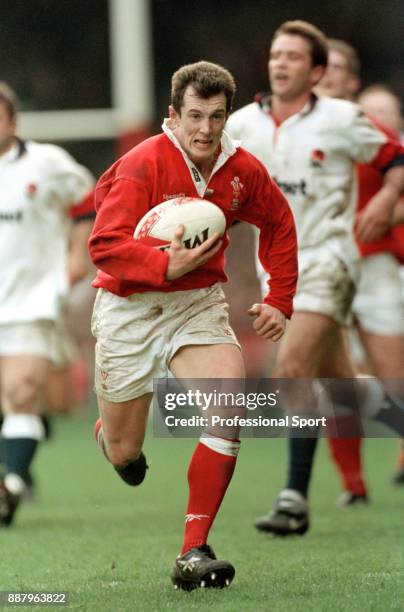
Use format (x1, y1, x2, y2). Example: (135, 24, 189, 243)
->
(226, 21, 404, 535)
(0, 82, 93, 526)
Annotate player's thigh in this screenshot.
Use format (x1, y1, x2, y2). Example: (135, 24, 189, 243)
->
(168, 284, 243, 378)
(98, 393, 152, 450)
(0, 354, 50, 413)
(357, 330, 404, 400)
(275, 311, 340, 377)
(170, 343, 245, 379)
(92, 289, 169, 402)
(318, 326, 356, 378)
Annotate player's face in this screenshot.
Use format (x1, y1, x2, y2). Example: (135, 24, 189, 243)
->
(0, 102, 16, 155)
(359, 91, 402, 134)
(169, 86, 227, 169)
(316, 50, 359, 100)
(269, 34, 325, 101)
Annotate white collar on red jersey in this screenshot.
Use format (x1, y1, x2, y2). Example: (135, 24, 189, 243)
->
(162, 119, 241, 195)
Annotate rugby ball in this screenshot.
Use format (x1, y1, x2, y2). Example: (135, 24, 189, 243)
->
(134, 197, 226, 251)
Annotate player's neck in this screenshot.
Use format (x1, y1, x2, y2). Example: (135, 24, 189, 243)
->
(194, 146, 221, 181)
(271, 91, 312, 123)
(0, 136, 17, 158)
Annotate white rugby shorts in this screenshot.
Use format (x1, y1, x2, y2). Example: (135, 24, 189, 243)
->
(0, 320, 56, 360)
(352, 253, 404, 335)
(91, 284, 240, 402)
(292, 247, 357, 325)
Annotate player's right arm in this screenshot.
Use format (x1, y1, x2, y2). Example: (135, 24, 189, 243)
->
(165, 225, 222, 280)
(89, 171, 171, 287)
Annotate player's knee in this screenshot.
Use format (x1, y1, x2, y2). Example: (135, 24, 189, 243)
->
(106, 438, 143, 468)
(275, 358, 308, 378)
(3, 377, 42, 412)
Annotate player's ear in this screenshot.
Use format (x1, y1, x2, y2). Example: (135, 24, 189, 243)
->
(348, 76, 361, 98)
(311, 65, 326, 88)
(169, 105, 178, 121)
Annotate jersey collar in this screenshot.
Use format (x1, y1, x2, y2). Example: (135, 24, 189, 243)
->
(0, 138, 27, 165)
(255, 92, 319, 119)
(162, 119, 241, 196)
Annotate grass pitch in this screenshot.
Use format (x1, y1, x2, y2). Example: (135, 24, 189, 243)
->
(1, 407, 403, 611)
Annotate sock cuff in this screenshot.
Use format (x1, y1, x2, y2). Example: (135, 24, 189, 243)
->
(200, 434, 240, 457)
(4, 473, 27, 496)
(1, 414, 45, 441)
(357, 378, 384, 417)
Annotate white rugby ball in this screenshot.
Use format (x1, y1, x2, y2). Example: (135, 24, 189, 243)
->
(134, 196, 226, 251)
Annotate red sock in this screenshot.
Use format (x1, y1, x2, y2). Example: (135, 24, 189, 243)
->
(328, 437, 367, 495)
(181, 438, 239, 554)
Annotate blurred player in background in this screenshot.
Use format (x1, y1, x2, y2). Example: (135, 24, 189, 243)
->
(226, 20, 404, 536)
(89, 60, 297, 589)
(0, 82, 94, 526)
(317, 41, 404, 497)
(358, 85, 404, 485)
(16, 189, 96, 501)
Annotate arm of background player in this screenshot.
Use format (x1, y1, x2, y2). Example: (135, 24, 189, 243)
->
(354, 164, 404, 242)
(391, 199, 404, 227)
(67, 189, 96, 285)
(89, 175, 169, 287)
(68, 219, 95, 285)
(348, 111, 404, 242)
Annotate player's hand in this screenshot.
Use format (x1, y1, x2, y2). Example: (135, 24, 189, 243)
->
(166, 225, 222, 280)
(248, 303, 286, 341)
(354, 185, 398, 243)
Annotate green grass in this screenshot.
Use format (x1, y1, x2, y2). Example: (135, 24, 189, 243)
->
(1, 408, 403, 611)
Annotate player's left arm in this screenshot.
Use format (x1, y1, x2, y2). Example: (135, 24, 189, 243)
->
(237, 164, 298, 334)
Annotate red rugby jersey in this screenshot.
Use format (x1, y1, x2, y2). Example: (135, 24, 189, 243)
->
(89, 132, 298, 317)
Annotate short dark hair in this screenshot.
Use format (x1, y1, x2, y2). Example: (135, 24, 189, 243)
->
(171, 61, 236, 115)
(0, 81, 18, 119)
(328, 39, 361, 77)
(273, 20, 328, 68)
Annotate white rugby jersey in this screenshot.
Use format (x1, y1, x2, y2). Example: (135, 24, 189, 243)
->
(226, 94, 396, 273)
(0, 140, 93, 323)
